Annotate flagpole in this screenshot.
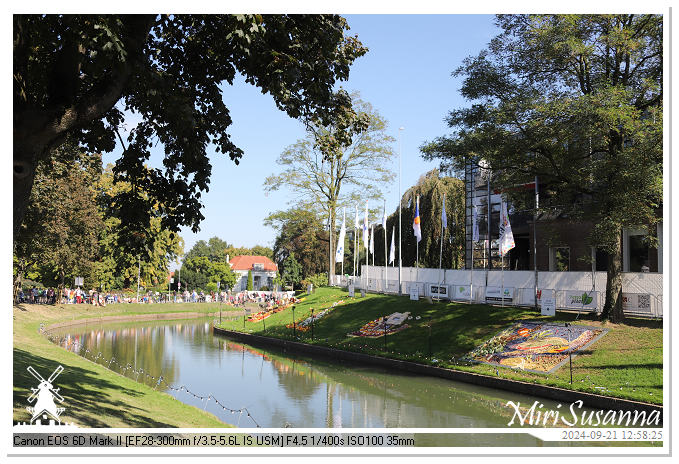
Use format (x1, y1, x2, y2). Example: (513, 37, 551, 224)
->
(438, 194, 445, 302)
(398, 127, 404, 295)
(384, 199, 387, 295)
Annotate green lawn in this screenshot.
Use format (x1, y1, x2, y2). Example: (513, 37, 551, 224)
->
(216, 287, 663, 405)
(13, 301, 238, 427)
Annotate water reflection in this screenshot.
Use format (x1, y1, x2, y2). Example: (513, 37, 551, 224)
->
(51, 318, 607, 446)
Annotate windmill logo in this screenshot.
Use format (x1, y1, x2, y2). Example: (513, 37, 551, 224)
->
(25, 365, 65, 425)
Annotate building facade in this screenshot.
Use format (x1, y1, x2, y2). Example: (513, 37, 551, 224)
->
(228, 255, 278, 291)
(464, 162, 662, 273)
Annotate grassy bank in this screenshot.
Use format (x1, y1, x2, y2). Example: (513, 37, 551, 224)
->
(13, 301, 239, 427)
(216, 287, 663, 405)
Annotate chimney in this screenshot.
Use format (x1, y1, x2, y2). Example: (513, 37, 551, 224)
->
(226, 254, 230, 264)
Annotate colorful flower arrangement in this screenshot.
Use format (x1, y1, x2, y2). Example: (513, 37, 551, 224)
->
(285, 299, 345, 331)
(347, 312, 411, 338)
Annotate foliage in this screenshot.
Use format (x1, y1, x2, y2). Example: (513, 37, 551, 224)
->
(302, 273, 329, 291)
(370, 170, 465, 269)
(97, 165, 184, 289)
(264, 93, 396, 281)
(14, 14, 368, 251)
(264, 208, 329, 280)
(280, 252, 303, 290)
(180, 255, 237, 292)
(421, 14, 662, 321)
(14, 141, 103, 292)
(246, 270, 254, 291)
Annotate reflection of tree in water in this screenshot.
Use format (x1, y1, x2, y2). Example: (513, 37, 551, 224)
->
(53, 321, 181, 387)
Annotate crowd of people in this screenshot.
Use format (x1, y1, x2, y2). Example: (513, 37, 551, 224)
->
(14, 286, 296, 307)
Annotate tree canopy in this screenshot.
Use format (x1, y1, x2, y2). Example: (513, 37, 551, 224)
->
(264, 94, 396, 281)
(421, 14, 662, 321)
(14, 14, 367, 255)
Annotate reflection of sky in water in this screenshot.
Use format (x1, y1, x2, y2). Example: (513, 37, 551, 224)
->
(53, 319, 566, 439)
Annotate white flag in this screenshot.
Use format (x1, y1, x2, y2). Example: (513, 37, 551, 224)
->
(472, 205, 479, 242)
(354, 204, 359, 230)
(499, 200, 515, 256)
(363, 201, 369, 249)
(382, 203, 387, 230)
(335, 208, 346, 263)
(369, 225, 374, 255)
(389, 226, 395, 264)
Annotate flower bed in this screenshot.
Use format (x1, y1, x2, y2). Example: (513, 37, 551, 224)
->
(285, 299, 345, 332)
(347, 312, 411, 338)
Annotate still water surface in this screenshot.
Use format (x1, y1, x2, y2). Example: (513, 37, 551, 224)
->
(50, 317, 622, 446)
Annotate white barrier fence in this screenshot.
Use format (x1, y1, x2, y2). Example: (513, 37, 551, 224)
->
(330, 266, 663, 319)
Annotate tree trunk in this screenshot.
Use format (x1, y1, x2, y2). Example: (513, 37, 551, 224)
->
(13, 258, 25, 303)
(601, 230, 625, 322)
(13, 142, 46, 240)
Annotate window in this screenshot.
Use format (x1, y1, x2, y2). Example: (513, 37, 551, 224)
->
(253, 263, 264, 271)
(549, 247, 570, 271)
(595, 247, 609, 271)
(628, 235, 649, 272)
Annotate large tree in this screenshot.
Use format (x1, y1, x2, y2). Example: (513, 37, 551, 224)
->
(264, 94, 396, 283)
(14, 141, 103, 295)
(422, 15, 662, 322)
(264, 208, 329, 280)
(14, 14, 367, 252)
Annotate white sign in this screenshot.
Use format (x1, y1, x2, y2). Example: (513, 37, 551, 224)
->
(348, 285, 355, 297)
(455, 285, 472, 301)
(429, 284, 448, 298)
(307, 284, 313, 294)
(74, 277, 84, 287)
(622, 293, 652, 312)
(170, 278, 174, 283)
(485, 286, 515, 304)
(409, 285, 419, 301)
(564, 290, 599, 310)
(541, 298, 556, 316)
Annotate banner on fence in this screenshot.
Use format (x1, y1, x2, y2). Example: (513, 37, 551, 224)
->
(622, 293, 652, 312)
(520, 288, 555, 306)
(563, 290, 599, 310)
(454, 285, 472, 301)
(485, 287, 515, 304)
(428, 284, 448, 299)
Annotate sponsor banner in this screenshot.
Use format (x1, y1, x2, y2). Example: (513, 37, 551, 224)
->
(541, 298, 556, 316)
(485, 286, 515, 304)
(455, 285, 472, 301)
(520, 288, 555, 306)
(428, 284, 448, 298)
(385, 280, 399, 293)
(622, 293, 652, 312)
(563, 290, 599, 310)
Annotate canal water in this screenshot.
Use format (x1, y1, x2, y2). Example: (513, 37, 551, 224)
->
(48, 317, 635, 447)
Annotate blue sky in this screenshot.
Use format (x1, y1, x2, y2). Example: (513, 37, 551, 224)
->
(103, 14, 501, 258)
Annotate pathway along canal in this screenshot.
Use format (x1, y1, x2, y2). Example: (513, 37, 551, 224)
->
(48, 317, 645, 447)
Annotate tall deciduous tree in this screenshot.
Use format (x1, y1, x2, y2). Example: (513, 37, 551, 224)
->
(264, 94, 396, 283)
(14, 15, 367, 250)
(422, 14, 662, 322)
(14, 141, 103, 296)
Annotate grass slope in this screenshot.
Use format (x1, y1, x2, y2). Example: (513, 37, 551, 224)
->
(13, 302, 237, 427)
(217, 287, 663, 405)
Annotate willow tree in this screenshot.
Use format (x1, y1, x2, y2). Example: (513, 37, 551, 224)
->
(264, 94, 396, 283)
(373, 170, 465, 269)
(422, 15, 662, 322)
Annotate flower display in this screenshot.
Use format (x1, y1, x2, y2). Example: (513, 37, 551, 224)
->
(285, 299, 345, 331)
(348, 312, 411, 338)
(466, 321, 607, 374)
